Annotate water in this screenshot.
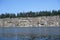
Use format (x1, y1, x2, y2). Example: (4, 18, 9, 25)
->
(0, 27, 60, 40)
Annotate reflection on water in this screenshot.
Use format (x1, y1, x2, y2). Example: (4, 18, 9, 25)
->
(0, 27, 60, 40)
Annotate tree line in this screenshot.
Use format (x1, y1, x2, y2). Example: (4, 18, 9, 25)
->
(0, 10, 60, 18)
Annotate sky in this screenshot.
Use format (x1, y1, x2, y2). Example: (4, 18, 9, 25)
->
(0, 0, 60, 14)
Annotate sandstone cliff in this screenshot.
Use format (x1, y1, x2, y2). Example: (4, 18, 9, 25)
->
(0, 16, 60, 27)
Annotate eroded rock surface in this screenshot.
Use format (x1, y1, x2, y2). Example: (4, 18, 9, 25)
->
(0, 16, 60, 27)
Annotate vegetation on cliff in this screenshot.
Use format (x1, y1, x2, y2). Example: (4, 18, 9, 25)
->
(0, 10, 60, 18)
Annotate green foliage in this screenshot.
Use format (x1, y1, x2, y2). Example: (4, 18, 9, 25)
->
(0, 10, 60, 18)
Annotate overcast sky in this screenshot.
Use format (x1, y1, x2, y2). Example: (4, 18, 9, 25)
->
(0, 0, 60, 14)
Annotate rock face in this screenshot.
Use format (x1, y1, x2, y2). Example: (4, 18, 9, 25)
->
(0, 16, 60, 27)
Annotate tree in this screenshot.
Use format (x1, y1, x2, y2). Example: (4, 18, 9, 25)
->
(0, 10, 60, 18)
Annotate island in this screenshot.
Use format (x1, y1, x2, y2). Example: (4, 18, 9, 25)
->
(0, 10, 60, 27)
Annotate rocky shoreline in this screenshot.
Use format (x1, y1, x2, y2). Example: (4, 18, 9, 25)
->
(0, 16, 60, 27)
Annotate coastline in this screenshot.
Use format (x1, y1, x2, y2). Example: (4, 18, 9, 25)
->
(0, 16, 60, 27)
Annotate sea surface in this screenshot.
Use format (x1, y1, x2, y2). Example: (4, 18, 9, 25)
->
(0, 27, 60, 40)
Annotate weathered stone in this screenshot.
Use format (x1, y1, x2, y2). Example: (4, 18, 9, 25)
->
(0, 16, 60, 27)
